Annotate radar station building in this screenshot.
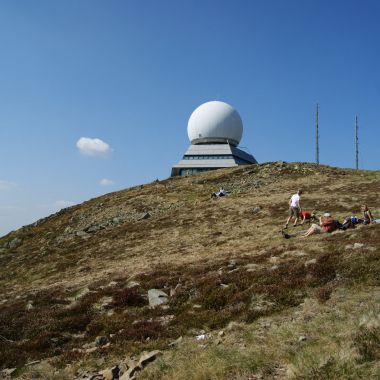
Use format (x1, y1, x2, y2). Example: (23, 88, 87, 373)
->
(171, 101, 257, 176)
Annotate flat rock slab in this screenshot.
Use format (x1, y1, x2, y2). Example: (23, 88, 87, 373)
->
(148, 289, 169, 307)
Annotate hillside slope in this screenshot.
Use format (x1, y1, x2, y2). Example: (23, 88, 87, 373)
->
(0, 162, 379, 379)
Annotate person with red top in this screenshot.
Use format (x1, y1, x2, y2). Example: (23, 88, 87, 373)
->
(301, 213, 340, 237)
(300, 211, 317, 225)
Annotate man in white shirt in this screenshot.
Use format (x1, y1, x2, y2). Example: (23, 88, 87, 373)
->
(284, 189, 303, 228)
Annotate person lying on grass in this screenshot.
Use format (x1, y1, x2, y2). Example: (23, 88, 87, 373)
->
(211, 187, 226, 198)
(282, 213, 340, 239)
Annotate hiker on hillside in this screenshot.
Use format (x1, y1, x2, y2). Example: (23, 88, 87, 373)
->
(211, 187, 226, 199)
(282, 213, 340, 238)
(284, 190, 303, 228)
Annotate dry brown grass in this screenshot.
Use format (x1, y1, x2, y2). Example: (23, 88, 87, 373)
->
(0, 162, 379, 378)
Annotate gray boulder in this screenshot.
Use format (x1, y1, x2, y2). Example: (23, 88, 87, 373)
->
(148, 289, 169, 307)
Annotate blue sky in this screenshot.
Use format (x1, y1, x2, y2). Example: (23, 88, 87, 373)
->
(1, 0, 379, 236)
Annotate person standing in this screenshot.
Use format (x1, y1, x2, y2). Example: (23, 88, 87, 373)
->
(284, 190, 303, 228)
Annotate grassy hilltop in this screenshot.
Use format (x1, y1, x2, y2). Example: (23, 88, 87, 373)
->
(0, 162, 379, 379)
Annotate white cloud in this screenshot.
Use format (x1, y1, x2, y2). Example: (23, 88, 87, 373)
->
(99, 178, 115, 186)
(52, 200, 76, 209)
(0, 180, 17, 190)
(76, 137, 111, 157)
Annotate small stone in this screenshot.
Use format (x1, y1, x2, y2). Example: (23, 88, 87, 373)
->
(85, 347, 98, 354)
(353, 243, 364, 249)
(298, 335, 307, 342)
(305, 258, 317, 267)
(95, 336, 110, 347)
(195, 333, 211, 341)
(245, 263, 260, 272)
(75, 231, 88, 237)
(218, 330, 225, 337)
(126, 281, 140, 288)
(141, 212, 151, 220)
(168, 336, 183, 348)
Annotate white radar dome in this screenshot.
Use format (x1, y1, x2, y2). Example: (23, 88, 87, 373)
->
(187, 101, 243, 146)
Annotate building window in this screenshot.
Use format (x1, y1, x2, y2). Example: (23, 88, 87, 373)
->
(183, 155, 233, 160)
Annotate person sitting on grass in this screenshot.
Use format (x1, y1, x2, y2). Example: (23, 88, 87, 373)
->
(211, 187, 226, 199)
(362, 204, 374, 224)
(282, 213, 340, 239)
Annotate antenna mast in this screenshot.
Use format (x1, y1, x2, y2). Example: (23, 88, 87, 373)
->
(355, 115, 359, 170)
(316, 103, 319, 164)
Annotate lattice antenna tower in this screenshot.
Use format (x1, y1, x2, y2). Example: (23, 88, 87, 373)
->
(355, 115, 359, 170)
(316, 103, 319, 164)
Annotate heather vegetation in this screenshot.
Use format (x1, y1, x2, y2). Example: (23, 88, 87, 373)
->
(0, 162, 379, 379)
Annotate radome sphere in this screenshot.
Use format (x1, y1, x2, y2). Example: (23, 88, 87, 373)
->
(187, 101, 243, 146)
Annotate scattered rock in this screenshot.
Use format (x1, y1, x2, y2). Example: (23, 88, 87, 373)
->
(8, 237, 22, 249)
(75, 231, 89, 238)
(126, 281, 140, 289)
(305, 258, 317, 267)
(138, 350, 163, 367)
(245, 263, 260, 272)
(298, 335, 307, 342)
(99, 365, 119, 380)
(148, 289, 169, 307)
(25, 360, 40, 367)
(353, 243, 364, 249)
(195, 333, 210, 341)
(85, 347, 98, 354)
(252, 206, 261, 214)
(120, 363, 140, 380)
(75, 369, 103, 379)
(1, 368, 17, 377)
(95, 336, 110, 347)
(140, 212, 151, 220)
(169, 336, 183, 348)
